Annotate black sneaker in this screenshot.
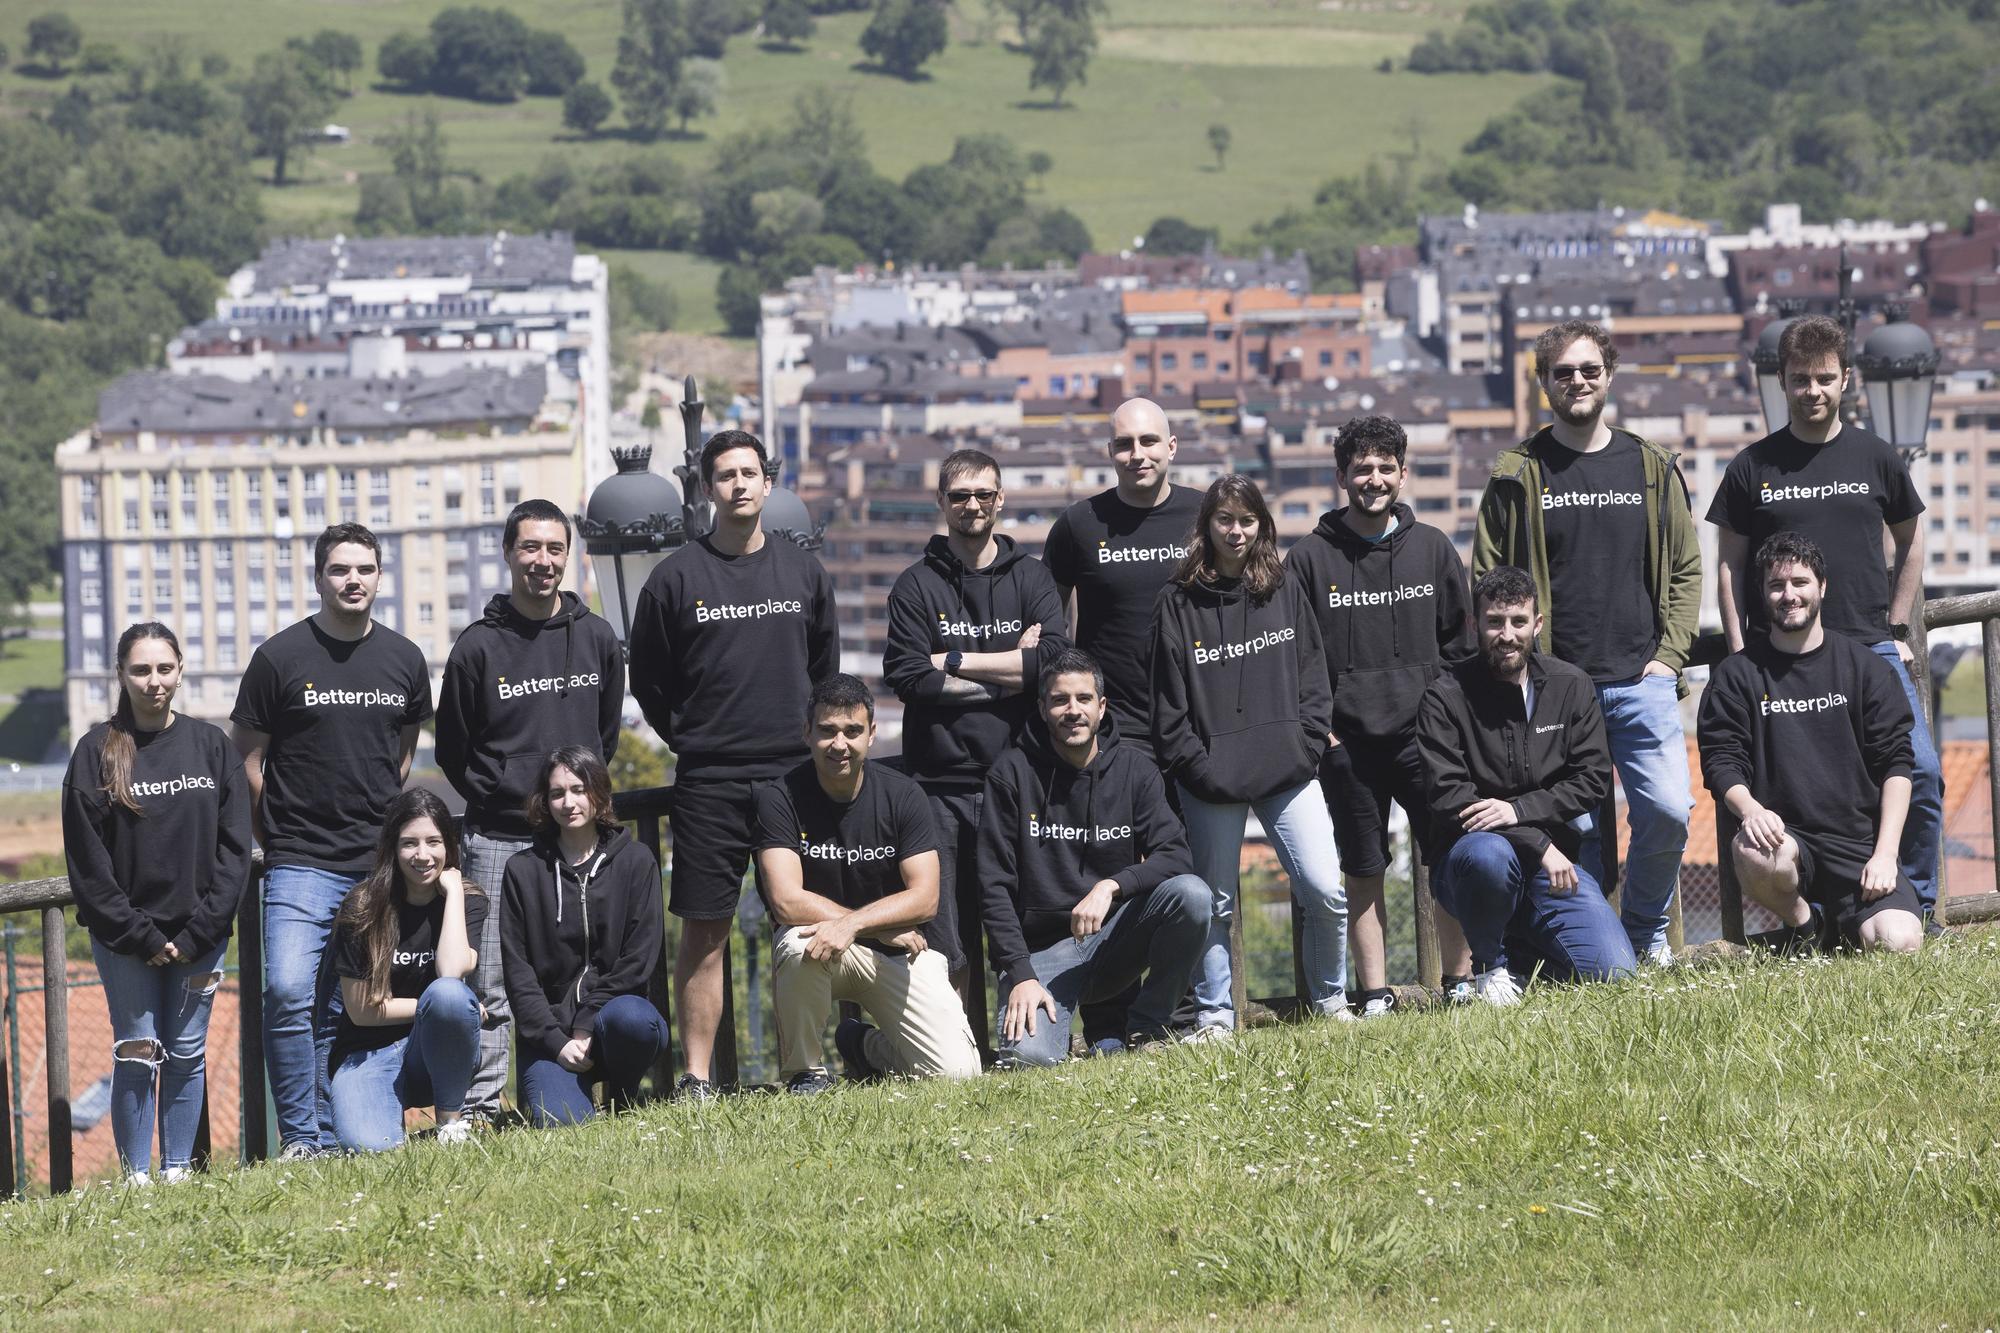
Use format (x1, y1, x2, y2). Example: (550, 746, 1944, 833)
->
(674, 1072, 719, 1103)
(1441, 974, 1476, 1006)
(1765, 904, 1825, 957)
(1923, 914, 1948, 939)
(835, 1017, 883, 1082)
(785, 1069, 835, 1095)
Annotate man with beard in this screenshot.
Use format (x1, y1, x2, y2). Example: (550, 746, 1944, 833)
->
(1284, 415, 1476, 1014)
(1707, 314, 1940, 925)
(1697, 532, 1923, 954)
(883, 449, 1068, 1059)
(1415, 566, 1631, 1005)
(1473, 319, 1700, 967)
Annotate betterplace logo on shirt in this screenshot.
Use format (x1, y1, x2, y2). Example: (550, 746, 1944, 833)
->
(303, 682, 408, 708)
(1095, 540, 1185, 566)
(497, 672, 603, 701)
(1541, 489, 1642, 509)
(1326, 582, 1434, 610)
(693, 597, 804, 624)
(1027, 813, 1133, 842)
(798, 835, 898, 865)
(1192, 627, 1294, 666)
(937, 612, 1024, 640)
(1760, 480, 1872, 504)
(1761, 691, 1851, 715)
(128, 774, 217, 799)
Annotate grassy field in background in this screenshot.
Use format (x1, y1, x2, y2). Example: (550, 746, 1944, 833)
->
(0, 935, 1995, 1326)
(0, 0, 1544, 253)
(600, 247, 728, 337)
(0, 636, 58, 698)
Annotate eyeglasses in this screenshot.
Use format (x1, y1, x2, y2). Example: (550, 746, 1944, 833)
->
(1548, 363, 1605, 383)
(945, 489, 999, 506)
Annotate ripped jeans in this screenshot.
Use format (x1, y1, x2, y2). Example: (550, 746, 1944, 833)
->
(91, 938, 228, 1177)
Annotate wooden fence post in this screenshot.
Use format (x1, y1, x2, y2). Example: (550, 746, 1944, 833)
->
(41, 908, 70, 1195)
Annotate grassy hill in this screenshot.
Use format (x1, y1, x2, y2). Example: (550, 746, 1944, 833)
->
(3, 935, 1997, 1328)
(0, 1, 1548, 257)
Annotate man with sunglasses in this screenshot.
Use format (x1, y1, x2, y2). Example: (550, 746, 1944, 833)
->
(884, 449, 1069, 1059)
(1473, 319, 1701, 967)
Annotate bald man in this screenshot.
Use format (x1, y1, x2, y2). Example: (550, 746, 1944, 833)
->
(1041, 398, 1204, 1050)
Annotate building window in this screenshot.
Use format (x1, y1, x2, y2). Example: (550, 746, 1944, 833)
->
(78, 547, 100, 573)
(151, 475, 168, 502)
(84, 644, 106, 672)
(371, 502, 391, 526)
(275, 542, 292, 566)
(215, 574, 234, 602)
(418, 602, 435, 627)
(214, 497, 231, 528)
(477, 530, 500, 555)
(1160, 353, 1178, 371)
(182, 546, 200, 570)
(1134, 355, 1151, 371)
(480, 489, 497, 519)
(249, 571, 267, 600)
(305, 498, 325, 523)
(339, 470, 357, 497)
(1318, 350, 1332, 367)
(153, 576, 171, 604)
(80, 578, 101, 607)
(479, 464, 495, 484)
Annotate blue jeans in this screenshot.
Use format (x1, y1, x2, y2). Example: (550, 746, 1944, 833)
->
(330, 978, 483, 1153)
(1181, 779, 1348, 1027)
(92, 939, 228, 1176)
(1576, 674, 1693, 958)
(517, 994, 669, 1127)
(1436, 832, 1636, 983)
(459, 829, 527, 1117)
(1870, 640, 1945, 915)
(262, 865, 360, 1152)
(1002, 874, 1209, 1068)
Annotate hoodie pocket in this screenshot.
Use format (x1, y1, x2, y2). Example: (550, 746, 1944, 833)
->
(1197, 720, 1316, 803)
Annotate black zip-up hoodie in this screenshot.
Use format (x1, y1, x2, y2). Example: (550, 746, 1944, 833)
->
(498, 824, 664, 1062)
(1414, 651, 1611, 867)
(976, 711, 1194, 992)
(61, 715, 252, 959)
(883, 534, 1069, 787)
(437, 592, 625, 837)
(627, 535, 840, 779)
(1284, 504, 1475, 745)
(1150, 574, 1332, 804)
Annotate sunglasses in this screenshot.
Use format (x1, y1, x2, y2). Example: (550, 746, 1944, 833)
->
(1548, 363, 1605, 383)
(945, 489, 999, 506)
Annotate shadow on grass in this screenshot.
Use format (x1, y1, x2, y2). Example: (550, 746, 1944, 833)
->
(0, 690, 66, 765)
(12, 64, 67, 80)
(849, 61, 934, 83)
(1013, 98, 1074, 112)
(758, 40, 810, 54)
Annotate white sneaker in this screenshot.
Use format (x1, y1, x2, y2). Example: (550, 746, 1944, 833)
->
(435, 1119, 473, 1145)
(1643, 942, 1676, 968)
(1473, 966, 1523, 1007)
(160, 1166, 192, 1185)
(1180, 1023, 1234, 1046)
(1328, 1004, 1360, 1023)
(1360, 993, 1397, 1021)
(123, 1171, 152, 1189)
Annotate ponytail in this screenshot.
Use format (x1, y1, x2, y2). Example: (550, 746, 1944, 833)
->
(102, 622, 182, 815)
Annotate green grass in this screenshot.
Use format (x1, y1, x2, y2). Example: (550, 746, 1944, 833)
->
(600, 248, 728, 338)
(0, 636, 59, 698)
(0, 1, 1547, 251)
(4, 935, 1999, 1327)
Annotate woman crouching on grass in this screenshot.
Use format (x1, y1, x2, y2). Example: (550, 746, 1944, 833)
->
(62, 622, 251, 1185)
(500, 747, 668, 1127)
(327, 788, 485, 1152)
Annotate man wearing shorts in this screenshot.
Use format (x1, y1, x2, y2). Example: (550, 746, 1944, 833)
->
(1697, 531, 1923, 954)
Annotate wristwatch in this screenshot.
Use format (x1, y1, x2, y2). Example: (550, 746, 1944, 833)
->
(1889, 623, 1911, 642)
(945, 650, 965, 676)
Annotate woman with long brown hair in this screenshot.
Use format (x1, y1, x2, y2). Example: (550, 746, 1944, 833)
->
(326, 788, 484, 1151)
(62, 622, 251, 1184)
(1149, 475, 1349, 1037)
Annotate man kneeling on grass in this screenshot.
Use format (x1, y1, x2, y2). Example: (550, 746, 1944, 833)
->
(977, 648, 1209, 1066)
(755, 674, 982, 1093)
(1697, 532, 1924, 954)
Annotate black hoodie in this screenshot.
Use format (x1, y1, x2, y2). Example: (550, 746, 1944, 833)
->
(62, 715, 252, 959)
(437, 591, 625, 837)
(1149, 575, 1333, 804)
(627, 535, 840, 779)
(1284, 503, 1474, 746)
(976, 711, 1195, 992)
(1414, 652, 1611, 867)
(498, 824, 664, 1062)
(883, 534, 1069, 787)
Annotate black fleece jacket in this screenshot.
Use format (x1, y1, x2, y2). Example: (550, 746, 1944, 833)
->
(976, 712, 1194, 991)
(498, 825, 664, 1061)
(1150, 575, 1332, 804)
(883, 534, 1069, 787)
(62, 715, 252, 959)
(1414, 652, 1611, 867)
(436, 592, 624, 836)
(1284, 505, 1474, 746)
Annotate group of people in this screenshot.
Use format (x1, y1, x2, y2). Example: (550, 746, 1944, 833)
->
(60, 315, 1935, 1184)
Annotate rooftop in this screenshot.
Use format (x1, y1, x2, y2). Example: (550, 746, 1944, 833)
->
(97, 366, 549, 436)
(246, 232, 580, 291)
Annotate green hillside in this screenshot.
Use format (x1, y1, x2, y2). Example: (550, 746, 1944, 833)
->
(3, 936, 1997, 1327)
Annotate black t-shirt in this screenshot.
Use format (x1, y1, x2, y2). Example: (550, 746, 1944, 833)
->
(1041, 485, 1203, 740)
(751, 761, 939, 955)
(1707, 425, 1925, 644)
(230, 618, 433, 874)
(329, 890, 489, 1067)
(1536, 434, 1657, 682)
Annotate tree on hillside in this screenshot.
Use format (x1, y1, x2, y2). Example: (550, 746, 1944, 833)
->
(860, 0, 948, 80)
(1026, 11, 1094, 106)
(1026, 149, 1052, 189)
(377, 31, 435, 87)
(763, 0, 816, 46)
(25, 12, 81, 72)
(688, 0, 755, 58)
(614, 0, 690, 141)
(563, 80, 614, 136)
(429, 6, 533, 101)
(292, 30, 362, 92)
(1143, 215, 1215, 255)
(524, 30, 586, 96)
(1207, 122, 1231, 170)
(239, 49, 336, 185)
(672, 57, 726, 134)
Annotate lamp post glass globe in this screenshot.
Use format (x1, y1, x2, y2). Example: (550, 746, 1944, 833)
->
(1753, 315, 1796, 437)
(580, 449, 680, 646)
(1857, 317, 1941, 455)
